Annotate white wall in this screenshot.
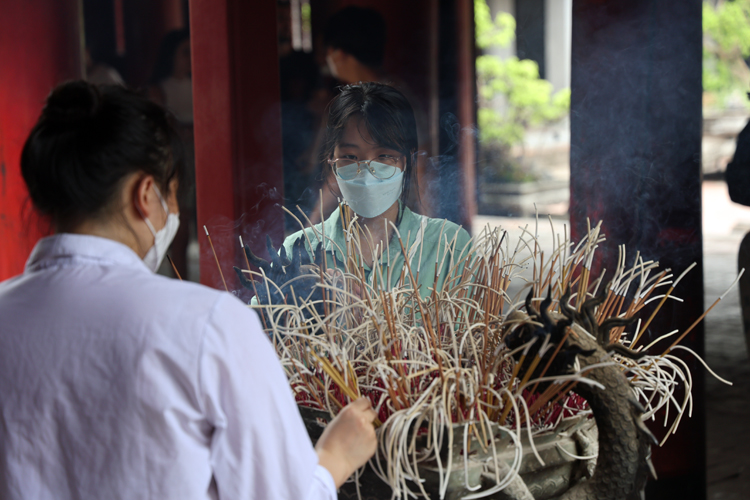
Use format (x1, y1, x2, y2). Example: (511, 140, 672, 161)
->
(544, 0, 572, 92)
(486, 0, 515, 59)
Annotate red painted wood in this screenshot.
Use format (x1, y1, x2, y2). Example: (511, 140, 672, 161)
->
(455, 0, 477, 228)
(570, 1, 705, 497)
(190, 0, 285, 290)
(0, 0, 83, 282)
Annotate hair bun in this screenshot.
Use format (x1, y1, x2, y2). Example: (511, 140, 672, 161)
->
(42, 80, 102, 125)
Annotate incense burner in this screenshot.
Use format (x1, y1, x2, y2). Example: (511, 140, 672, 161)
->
(241, 222, 711, 500)
(301, 406, 598, 500)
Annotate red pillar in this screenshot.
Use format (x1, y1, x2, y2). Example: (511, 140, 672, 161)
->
(436, 0, 477, 230)
(0, 0, 83, 281)
(570, 1, 705, 498)
(455, 0, 477, 228)
(190, 0, 285, 290)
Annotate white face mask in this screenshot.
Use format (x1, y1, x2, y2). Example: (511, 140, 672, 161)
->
(335, 162, 404, 218)
(140, 185, 180, 272)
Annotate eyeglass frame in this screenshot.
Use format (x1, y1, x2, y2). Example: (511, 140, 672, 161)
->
(327, 155, 406, 180)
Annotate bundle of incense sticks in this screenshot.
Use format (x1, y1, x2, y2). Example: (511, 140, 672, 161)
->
(228, 213, 735, 499)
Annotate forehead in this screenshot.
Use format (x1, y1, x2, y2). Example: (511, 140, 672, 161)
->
(338, 116, 376, 148)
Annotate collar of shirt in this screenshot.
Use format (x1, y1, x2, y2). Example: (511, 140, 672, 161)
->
(320, 203, 422, 272)
(25, 233, 151, 274)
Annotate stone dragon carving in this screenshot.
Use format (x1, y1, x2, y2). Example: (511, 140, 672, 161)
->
(502, 288, 658, 500)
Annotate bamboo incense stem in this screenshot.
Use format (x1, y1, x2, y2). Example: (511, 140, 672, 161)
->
(204, 226, 228, 292)
(239, 236, 268, 330)
(543, 380, 578, 412)
(394, 230, 445, 385)
(596, 288, 616, 323)
(618, 270, 668, 333)
(633, 264, 695, 348)
(239, 236, 252, 271)
(577, 266, 590, 312)
(527, 380, 562, 416)
(526, 380, 559, 417)
(498, 349, 531, 424)
(662, 269, 744, 355)
(517, 356, 545, 416)
(166, 255, 182, 280)
(528, 326, 572, 396)
(611, 292, 627, 322)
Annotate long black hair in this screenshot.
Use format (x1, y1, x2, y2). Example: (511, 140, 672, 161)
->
(21, 81, 184, 230)
(321, 82, 419, 214)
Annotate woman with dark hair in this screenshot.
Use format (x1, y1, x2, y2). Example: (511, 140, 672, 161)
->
(0, 81, 376, 499)
(282, 82, 470, 296)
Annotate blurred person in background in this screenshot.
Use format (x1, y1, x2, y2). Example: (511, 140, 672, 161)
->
(725, 104, 750, 358)
(148, 28, 195, 280)
(323, 6, 387, 86)
(85, 44, 125, 87)
(148, 29, 192, 124)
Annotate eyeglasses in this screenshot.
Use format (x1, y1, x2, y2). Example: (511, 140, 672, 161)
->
(328, 155, 404, 181)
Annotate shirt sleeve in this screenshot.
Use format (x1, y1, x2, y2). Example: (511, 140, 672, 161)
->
(306, 466, 337, 500)
(198, 294, 336, 500)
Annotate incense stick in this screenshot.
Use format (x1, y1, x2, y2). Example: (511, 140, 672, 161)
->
(204, 225, 228, 292)
(166, 254, 182, 281)
(231, 215, 725, 499)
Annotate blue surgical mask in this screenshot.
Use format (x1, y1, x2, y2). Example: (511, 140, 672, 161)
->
(335, 161, 404, 218)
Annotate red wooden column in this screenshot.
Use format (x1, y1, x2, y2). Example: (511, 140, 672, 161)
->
(0, 0, 83, 281)
(190, 0, 285, 290)
(455, 0, 477, 228)
(570, 1, 705, 498)
(439, 0, 477, 231)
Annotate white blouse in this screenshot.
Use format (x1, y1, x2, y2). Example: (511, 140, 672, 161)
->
(0, 234, 335, 500)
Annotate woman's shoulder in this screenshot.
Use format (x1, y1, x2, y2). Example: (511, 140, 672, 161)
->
(282, 208, 343, 252)
(131, 273, 235, 317)
(409, 210, 471, 241)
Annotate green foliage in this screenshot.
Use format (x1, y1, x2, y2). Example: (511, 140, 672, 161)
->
(703, 0, 750, 107)
(475, 0, 514, 50)
(474, 0, 569, 178)
(301, 3, 312, 34)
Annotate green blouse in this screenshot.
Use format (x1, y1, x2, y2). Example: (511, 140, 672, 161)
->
(282, 205, 472, 298)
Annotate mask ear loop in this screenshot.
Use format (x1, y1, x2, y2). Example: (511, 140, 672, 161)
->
(152, 185, 170, 215)
(135, 184, 168, 238)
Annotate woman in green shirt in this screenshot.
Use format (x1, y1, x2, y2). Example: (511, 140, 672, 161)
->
(281, 82, 471, 299)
